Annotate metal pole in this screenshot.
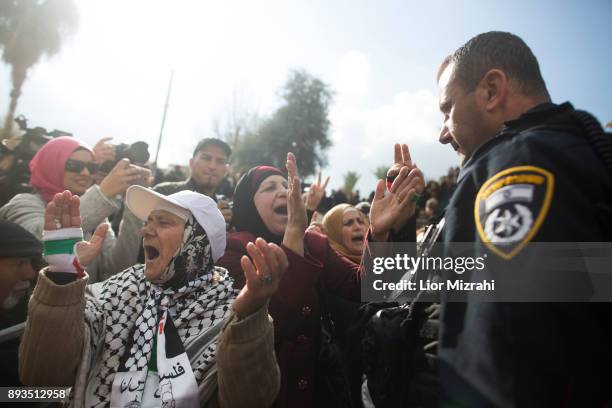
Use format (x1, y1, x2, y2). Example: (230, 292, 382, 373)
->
(153, 70, 174, 168)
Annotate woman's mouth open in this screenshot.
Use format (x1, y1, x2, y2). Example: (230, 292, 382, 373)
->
(273, 205, 288, 216)
(144, 245, 160, 261)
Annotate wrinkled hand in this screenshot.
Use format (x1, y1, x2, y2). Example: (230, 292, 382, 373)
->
(99, 158, 150, 197)
(93, 137, 116, 164)
(305, 171, 329, 211)
(285, 152, 308, 233)
(370, 148, 424, 241)
(232, 238, 288, 319)
(282, 152, 307, 256)
(44, 190, 108, 267)
(387, 143, 415, 181)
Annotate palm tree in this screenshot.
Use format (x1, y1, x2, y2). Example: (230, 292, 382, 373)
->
(342, 171, 360, 197)
(373, 165, 388, 180)
(0, 0, 78, 140)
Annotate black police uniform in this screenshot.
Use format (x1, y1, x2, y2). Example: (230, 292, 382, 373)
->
(439, 102, 612, 407)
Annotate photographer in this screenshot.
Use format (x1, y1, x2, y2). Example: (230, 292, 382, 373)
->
(90, 137, 154, 234)
(0, 119, 52, 207)
(0, 136, 149, 283)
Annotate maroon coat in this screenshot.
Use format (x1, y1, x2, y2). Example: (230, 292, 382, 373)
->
(217, 229, 362, 408)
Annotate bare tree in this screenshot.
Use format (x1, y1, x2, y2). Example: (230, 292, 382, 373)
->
(0, 0, 78, 140)
(212, 88, 259, 152)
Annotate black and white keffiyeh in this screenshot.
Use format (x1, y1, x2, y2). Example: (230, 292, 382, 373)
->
(75, 215, 238, 407)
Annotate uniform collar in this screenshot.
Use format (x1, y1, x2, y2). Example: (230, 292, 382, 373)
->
(503, 101, 573, 132)
(457, 101, 574, 183)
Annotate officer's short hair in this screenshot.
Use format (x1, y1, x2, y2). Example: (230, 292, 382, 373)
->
(438, 31, 549, 98)
(193, 138, 232, 160)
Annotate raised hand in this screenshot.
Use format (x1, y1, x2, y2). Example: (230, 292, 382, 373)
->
(284, 152, 307, 256)
(370, 161, 424, 241)
(304, 171, 330, 211)
(74, 224, 109, 267)
(44, 190, 81, 230)
(92, 137, 116, 164)
(286, 153, 308, 231)
(44, 190, 108, 267)
(99, 158, 149, 198)
(232, 238, 288, 319)
(386, 143, 415, 184)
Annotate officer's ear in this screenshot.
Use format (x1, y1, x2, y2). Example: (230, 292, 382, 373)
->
(479, 69, 508, 112)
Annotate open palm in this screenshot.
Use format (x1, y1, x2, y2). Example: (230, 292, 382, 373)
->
(44, 190, 108, 267)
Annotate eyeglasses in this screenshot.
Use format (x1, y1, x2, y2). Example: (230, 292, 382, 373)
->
(65, 159, 99, 174)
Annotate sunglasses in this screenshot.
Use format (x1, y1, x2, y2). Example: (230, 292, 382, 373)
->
(65, 159, 99, 174)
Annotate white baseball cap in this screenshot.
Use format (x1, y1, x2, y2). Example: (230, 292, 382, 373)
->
(126, 185, 226, 262)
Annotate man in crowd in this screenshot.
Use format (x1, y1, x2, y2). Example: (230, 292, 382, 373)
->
(154, 137, 233, 226)
(434, 31, 611, 405)
(0, 220, 42, 385)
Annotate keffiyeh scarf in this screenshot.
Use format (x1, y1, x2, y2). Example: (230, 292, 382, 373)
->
(77, 215, 238, 407)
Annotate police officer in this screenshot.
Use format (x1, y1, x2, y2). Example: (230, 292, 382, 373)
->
(431, 31, 612, 406)
(368, 30, 612, 406)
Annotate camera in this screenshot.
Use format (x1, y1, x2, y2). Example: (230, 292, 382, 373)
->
(99, 141, 150, 173)
(0, 116, 71, 206)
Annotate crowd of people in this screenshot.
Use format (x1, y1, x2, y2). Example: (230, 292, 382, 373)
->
(1, 30, 611, 407)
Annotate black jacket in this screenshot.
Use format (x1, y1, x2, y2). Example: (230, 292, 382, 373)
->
(439, 102, 612, 407)
(152, 178, 219, 200)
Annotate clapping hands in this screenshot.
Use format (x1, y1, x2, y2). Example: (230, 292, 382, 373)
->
(232, 238, 288, 319)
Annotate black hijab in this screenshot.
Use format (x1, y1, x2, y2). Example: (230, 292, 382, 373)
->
(233, 166, 286, 245)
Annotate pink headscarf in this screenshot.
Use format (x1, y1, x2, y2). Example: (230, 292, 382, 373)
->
(29, 136, 94, 202)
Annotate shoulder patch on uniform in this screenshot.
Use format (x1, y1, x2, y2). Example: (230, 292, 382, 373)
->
(474, 165, 554, 260)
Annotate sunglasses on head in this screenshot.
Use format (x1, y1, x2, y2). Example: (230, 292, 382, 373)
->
(65, 159, 99, 174)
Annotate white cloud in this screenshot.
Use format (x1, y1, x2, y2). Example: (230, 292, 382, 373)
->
(322, 58, 458, 197)
(333, 51, 371, 103)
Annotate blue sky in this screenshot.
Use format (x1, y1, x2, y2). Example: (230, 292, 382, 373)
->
(1, 0, 610, 195)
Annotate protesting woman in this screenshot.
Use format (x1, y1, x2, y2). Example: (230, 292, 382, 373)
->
(19, 186, 283, 407)
(217, 153, 362, 408)
(0, 136, 148, 282)
(321, 203, 368, 265)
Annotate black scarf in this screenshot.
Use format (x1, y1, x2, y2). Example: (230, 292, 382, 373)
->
(232, 166, 285, 245)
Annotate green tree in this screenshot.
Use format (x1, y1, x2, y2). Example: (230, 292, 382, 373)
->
(0, 0, 78, 140)
(373, 165, 388, 180)
(233, 69, 334, 176)
(342, 171, 360, 197)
